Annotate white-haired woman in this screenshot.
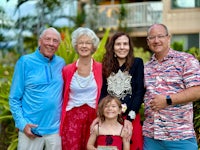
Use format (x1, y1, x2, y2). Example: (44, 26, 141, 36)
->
(60, 27, 102, 150)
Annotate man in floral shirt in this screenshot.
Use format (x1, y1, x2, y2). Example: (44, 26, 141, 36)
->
(143, 23, 200, 150)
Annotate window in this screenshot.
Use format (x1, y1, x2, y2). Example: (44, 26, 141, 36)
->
(171, 0, 200, 9)
(171, 34, 199, 50)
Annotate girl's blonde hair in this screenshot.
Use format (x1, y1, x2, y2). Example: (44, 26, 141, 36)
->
(98, 95, 124, 124)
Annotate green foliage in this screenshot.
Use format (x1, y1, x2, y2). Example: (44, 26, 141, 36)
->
(0, 51, 19, 67)
(134, 47, 151, 63)
(0, 64, 17, 150)
(171, 40, 200, 61)
(118, 2, 127, 31)
(171, 40, 184, 51)
(185, 47, 200, 61)
(93, 28, 110, 62)
(56, 28, 78, 64)
(194, 100, 200, 147)
(73, 11, 86, 28)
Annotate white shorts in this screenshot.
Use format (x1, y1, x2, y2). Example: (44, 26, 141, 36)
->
(18, 131, 61, 150)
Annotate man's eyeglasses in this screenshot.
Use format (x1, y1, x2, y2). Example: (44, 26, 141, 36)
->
(43, 37, 59, 45)
(147, 35, 168, 41)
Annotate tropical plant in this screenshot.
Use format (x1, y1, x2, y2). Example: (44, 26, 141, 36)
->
(56, 28, 78, 64)
(171, 40, 184, 51)
(186, 47, 200, 61)
(134, 47, 151, 63)
(0, 64, 17, 150)
(2, 0, 78, 55)
(93, 28, 110, 62)
(118, 1, 127, 31)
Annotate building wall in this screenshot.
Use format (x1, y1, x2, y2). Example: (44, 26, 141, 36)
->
(162, 0, 200, 34)
(93, 0, 199, 49)
(131, 0, 200, 49)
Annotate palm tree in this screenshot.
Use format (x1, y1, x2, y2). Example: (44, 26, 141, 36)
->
(11, 0, 78, 54)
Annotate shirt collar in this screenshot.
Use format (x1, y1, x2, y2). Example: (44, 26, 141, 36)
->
(35, 47, 55, 62)
(150, 48, 174, 63)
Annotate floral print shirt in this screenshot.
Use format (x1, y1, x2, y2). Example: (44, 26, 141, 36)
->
(143, 49, 200, 140)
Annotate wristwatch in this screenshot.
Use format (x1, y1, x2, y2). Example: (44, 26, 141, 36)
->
(166, 95, 172, 105)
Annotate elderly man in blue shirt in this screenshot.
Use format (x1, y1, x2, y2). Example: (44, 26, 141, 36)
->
(9, 27, 65, 150)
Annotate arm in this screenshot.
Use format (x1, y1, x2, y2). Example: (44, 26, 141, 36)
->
(171, 86, 200, 104)
(9, 57, 27, 131)
(150, 55, 200, 111)
(87, 125, 98, 150)
(121, 127, 130, 150)
(127, 58, 145, 121)
(150, 86, 200, 111)
(170, 54, 200, 104)
(123, 120, 133, 141)
(90, 117, 100, 134)
(9, 58, 39, 138)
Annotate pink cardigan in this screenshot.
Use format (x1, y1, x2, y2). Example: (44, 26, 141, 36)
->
(60, 59, 102, 135)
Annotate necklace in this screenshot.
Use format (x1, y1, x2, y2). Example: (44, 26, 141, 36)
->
(75, 59, 93, 88)
(75, 72, 92, 88)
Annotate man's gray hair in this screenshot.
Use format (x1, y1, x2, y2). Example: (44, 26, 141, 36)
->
(147, 23, 169, 36)
(40, 27, 61, 42)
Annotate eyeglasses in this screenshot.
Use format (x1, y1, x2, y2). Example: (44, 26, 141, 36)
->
(43, 37, 59, 45)
(147, 35, 168, 41)
(77, 41, 93, 46)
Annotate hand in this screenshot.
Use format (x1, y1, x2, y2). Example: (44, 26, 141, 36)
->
(23, 124, 38, 139)
(90, 117, 100, 134)
(150, 95, 168, 111)
(121, 126, 129, 140)
(123, 119, 133, 141)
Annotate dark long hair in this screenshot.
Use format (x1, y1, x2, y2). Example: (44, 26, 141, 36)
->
(102, 32, 134, 78)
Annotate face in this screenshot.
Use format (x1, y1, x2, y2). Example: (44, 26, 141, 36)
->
(114, 35, 130, 63)
(147, 25, 170, 55)
(39, 29, 60, 59)
(76, 35, 94, 57)
(103, 99, 121, 120)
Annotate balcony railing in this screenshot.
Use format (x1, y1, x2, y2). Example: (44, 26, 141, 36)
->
(85, 2, 163, 29)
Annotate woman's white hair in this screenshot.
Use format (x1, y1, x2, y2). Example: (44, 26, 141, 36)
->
(71, 27, 100, 52)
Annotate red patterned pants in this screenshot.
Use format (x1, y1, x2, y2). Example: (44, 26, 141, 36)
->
(61, 104, 96, 150)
